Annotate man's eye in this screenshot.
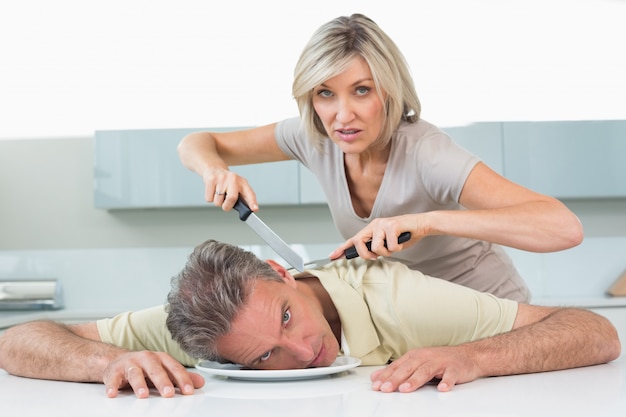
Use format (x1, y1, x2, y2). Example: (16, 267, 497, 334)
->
(283, 309, 291, 325)
(260, 351, 272, 361)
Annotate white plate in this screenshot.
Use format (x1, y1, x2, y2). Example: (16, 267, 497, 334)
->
(195, 356, 361, 381)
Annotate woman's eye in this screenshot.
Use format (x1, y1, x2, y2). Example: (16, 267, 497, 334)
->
(260, 351, 272, 362)
(316, 89, 333, 98)
(283, 309, 292, 325)
(355, 86, 370, 95)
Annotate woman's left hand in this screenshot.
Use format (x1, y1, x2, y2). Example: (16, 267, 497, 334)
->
(329, 215, 425, 261)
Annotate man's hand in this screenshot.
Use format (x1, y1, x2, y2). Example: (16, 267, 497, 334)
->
(370, 306, 621, 393)
(370, 346, 481, 393)
(102, 351, 205, 398)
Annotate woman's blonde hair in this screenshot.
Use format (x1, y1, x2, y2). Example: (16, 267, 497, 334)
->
(293, 14, 421, 149)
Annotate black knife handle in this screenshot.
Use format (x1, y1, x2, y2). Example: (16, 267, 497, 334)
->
(344, 231, 411, 259)
(233, 198, 252, 221)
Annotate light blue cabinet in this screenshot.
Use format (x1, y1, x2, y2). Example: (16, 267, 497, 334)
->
(299, 167, 327, 204)
(442, 122, 504, 174)
(502, 121, 626, 198)
(94, 128, 299, 209)
(94, 121, 626, 209)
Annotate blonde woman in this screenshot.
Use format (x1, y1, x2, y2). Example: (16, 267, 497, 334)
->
(178, 14, 582, 302)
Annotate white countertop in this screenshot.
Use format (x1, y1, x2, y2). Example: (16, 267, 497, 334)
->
(2, 357, 625, 417)
(2, 308, 625, 416)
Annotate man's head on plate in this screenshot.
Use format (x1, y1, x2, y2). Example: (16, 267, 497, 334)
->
(166, 239, 340, 369)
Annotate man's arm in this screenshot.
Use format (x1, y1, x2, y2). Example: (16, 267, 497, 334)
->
(0, 320, 204, 398)
(370, 305, 621, 393)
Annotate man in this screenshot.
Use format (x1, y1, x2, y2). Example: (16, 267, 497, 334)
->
(0, 240, 621, 399)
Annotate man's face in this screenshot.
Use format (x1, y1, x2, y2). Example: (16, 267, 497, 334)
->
(216, 277, 340, 370)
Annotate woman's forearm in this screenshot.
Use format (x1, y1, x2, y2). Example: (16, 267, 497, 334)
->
(425, 199, 583, 252)
(177, 132, 229, 177)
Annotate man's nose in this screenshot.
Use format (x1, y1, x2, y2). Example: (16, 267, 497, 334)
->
(284, 336, 314, 363)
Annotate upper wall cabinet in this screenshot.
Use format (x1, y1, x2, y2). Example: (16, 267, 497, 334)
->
(441, 122, 504, 174)
(94, 120, 626, 209)
(94, 128, 300, 209)
(502, 121, 626, 199)
(299, 168, 327, 204)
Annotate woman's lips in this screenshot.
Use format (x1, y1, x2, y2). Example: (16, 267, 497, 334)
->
(335, 128, 361, 142)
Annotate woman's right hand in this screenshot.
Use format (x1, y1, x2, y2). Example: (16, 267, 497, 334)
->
(202, 167, 258, 212)
(178, 123, 288, 213)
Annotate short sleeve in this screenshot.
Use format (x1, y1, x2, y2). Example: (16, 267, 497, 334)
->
(96, 305, 197, 367)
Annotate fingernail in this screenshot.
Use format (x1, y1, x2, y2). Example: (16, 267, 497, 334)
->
(381, 382, 394, 392)
(399, 383, 411, 392)
(183, 384, 194, 394)
(137, 388, 148, 397)
(372, 380, 382, 390)
(162, 386, 174, 396)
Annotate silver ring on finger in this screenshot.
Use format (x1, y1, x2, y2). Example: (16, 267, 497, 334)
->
(214, 191, 226, 196)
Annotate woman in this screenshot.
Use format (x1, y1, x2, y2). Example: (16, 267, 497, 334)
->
(177, 14, 582, 302)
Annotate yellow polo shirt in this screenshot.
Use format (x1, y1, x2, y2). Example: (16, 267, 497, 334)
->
(308, 258, 518, 365)
(97, 259, 518, 366)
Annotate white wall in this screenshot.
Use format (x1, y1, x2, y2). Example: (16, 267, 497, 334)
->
(0, 137, 342, 251)
(1, 0, 625, 308)
(1, 0, 625, 139)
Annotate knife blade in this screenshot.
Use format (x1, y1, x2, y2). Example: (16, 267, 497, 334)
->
(303, 231, 412, 270)
(233, 198, 305, 272)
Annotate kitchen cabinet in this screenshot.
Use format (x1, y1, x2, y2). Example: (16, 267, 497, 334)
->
(446, 120, 626, 199)
(502, 120, 626, 198)
(93, 120, 626, 209)
(94, 128, 299, 209)
(299, 167, 327, 204)
(442, 121, 504, 174)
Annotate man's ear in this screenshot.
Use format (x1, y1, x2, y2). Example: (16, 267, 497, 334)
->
(266, 260, 297, 288)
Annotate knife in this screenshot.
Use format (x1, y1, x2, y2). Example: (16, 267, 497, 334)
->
(302, 231, 412, 270)
(233, 198, 305, 272)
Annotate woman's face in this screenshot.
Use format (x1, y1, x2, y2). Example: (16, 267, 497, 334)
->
(312, 56, 386, 154)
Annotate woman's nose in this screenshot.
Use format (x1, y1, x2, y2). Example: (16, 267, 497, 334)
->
(335, 98, 355, 124)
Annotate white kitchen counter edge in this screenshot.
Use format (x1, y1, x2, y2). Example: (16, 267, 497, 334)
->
(0, 309, 121, 330)
(2, 296, 625, 331)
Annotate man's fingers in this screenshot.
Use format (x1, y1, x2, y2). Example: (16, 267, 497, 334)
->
(126, 366, 151, 398)
(103, 368, 124, 398)
(103, 351, 205, 398)
(169, 371, 205, 395)
(436, 369, 459, 392)
(143, 355, 205, 397)
(157, 354, 205, 395)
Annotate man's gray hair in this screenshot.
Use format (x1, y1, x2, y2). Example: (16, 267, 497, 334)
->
(166, 239, 283, 362)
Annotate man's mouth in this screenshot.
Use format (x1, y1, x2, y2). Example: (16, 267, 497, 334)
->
(309, 344, 326, 368)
